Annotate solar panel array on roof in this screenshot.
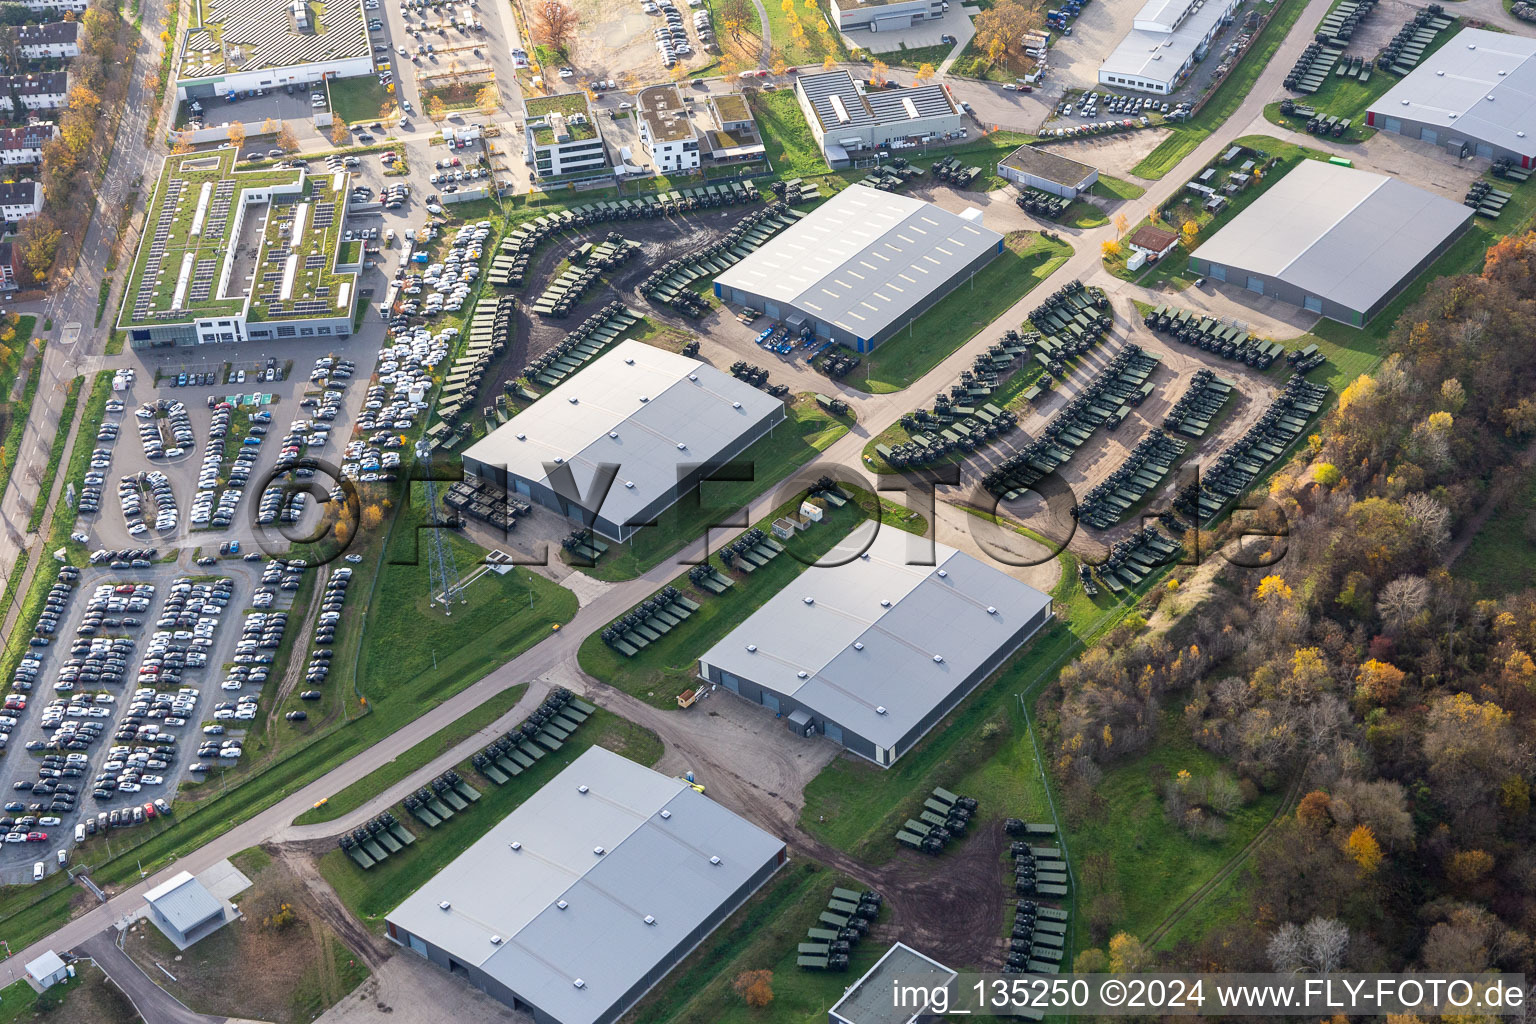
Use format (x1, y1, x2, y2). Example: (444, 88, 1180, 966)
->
(798, 70, 877, 131)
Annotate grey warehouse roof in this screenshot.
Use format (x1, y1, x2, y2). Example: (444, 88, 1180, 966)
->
(797, 70, 957, 134)
(699, 522, 1052, 749)
(1369, 28, 1536, 159)
(1000, 144, 1098, 187)
(713, 184, 1002, 342)
(144, 871, 224, 932)
(1190, 159, 1471, 313)
(460, 340, 783, 530)
(829, 943, 956, 1024)
(387, 747, 785, 1024)
(1100, 0, 1227, 85)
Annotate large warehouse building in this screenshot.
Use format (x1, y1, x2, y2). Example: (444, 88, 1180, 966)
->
(697, 523, 1054, 767)
(1367, 28, 1536, 167)
(1187, 160, 1471, 325)
(793, 69, 964, 166)
(387, 747, 786, 1024)
(1100, 0, 1239, 94)
(460, 340, 785, 542)
(118, 150, 361, 348)
(713, 184, 1003, 352)
(174, 0, 373, 100)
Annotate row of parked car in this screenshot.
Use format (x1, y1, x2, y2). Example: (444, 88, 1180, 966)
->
(121, 470, 177, 536)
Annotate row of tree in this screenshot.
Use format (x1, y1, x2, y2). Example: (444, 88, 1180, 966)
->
(1059, 232, 1536, 979)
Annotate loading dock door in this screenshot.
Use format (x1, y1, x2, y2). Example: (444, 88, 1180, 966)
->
(1246, 276, 1265, 295)
(825, 721, 843, 743)
(1210, 264, 1226, 282)
(1384, 116, 1401, 132)
(1303, 295, 1322, 313)
(761, 691, 780, 713)
(1421, 128, 1438, 145)
(1477, 143, 1494, 160)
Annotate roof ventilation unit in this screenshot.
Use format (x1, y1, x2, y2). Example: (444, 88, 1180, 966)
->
(660, 809, 672, 819)
(644, 915, 657, 926)
(624, 481, 635, 489)
(594, 846, 606, 855)
(490, 935, 502, 945)
(553, 456, 564, 464)
(688, 374, 698, 381)
(510, 841, 522, 851)
(709, 856, 722, 865)
(853, 641, 864, 650)
(639, 395, 649, 402)
(1520, 131, 1528, 137)
(933, 654, 944, 663)
(574, 979, 586, 989)
(880, 599, 891, 607)
(746, 643, 758, 652)
(1437, 69, 1445, 75)
(797, 670, 808, 679)
(568, 396, 579, 404)
(515, 432, 526, 440)
(936, 569, 948, 578)
(578, 784, 589, 794)
(987, 606, 997, 615)
(439, 901, 452, 910)
(557, 900, 569, 910)
(624, 357, 635, 365)
(860, 552, 870, 560)
(732, 401, 742, 409)
(803, 596, 815, 605)
(677, 442, 687, 449)
(876, 706, 888, 715)
(609, 431, 618, 438)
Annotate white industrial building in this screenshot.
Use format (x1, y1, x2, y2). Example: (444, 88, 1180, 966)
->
(1368, 28, 1536, 167)
(698, 523, 1054, 766)
(636, 84, 700, 174)
(831, 0, 944, 33)
(713, 184, 1002, 352)
(997, 143, 1099, 198)
(144, 871, 238, 949)
(174, 0, 374, 100)
(1099, 0, 1238, 94)
(387, 747, 786, 1024)
(523, 93, 612, 182)
(461, 340, 786, 542)
(794, 69, 964, 166)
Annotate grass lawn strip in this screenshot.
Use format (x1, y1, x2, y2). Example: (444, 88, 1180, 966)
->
(577, 487, 927, 708)
(293, 685, 529, 825)
(25, 375, 82, 534)
(841, 232, 1072, 394)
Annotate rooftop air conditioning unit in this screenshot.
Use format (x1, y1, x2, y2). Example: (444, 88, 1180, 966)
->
(933, 654, 944, 663)
(624, 481, 635, 489)
(594, 846, 606, 855)
(574, 979, 586, 989)
(660, 809, 672, 819)
(936, 569, 948, 578)
(439, 901, 452, 910)
(876, 706, 887, 715)
(645, 915, 656, 925)
(853, 641, 864, 650)
(987, 606, 997, 615)
(803, 597, 814, 605)
(557, 900, 569, 910)
(746, 643, 758, 652)
(578, 785, 589, 794)
(880, 599, 891, 607)
(510, 841, 522, 850)
(797, 670, 808, 679)
(609, 431, 618, 438)
(709, 856, 721, 865)
(490, 935, 502, 945)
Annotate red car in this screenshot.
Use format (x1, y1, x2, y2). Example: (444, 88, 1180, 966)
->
(26, 832, 46, 842)
(143, 802, 156, 819)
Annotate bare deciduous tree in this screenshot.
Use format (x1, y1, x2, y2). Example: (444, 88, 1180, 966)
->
(1377, 574, 1429, 631)
(533, 0, 579, 52)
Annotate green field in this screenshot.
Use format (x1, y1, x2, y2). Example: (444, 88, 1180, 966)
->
(752, 89, 832, 177)
(1091, 174, 1148, 200)
(577, 489, 926, 708)
(331, 75, 395, 124)
(567, 393, 853, 581)
(1132, 0, 1311, 179)
(1458, 463, 1536, 596)
(293, 685, 529, 825)
(840, 233, 1072, 394)
(317, 708, 661, 930)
